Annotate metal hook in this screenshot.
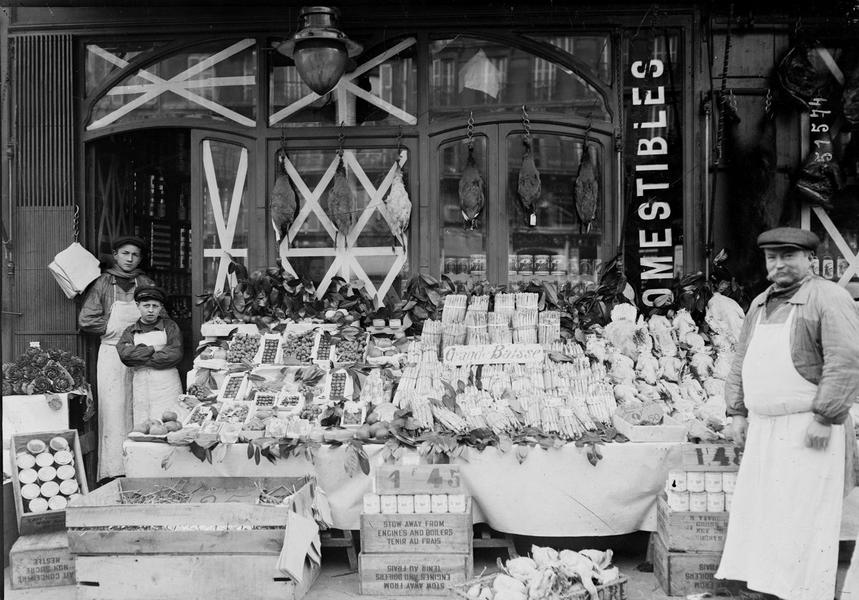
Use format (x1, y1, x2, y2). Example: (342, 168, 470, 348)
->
(337, 122, 345, 157)
(73, 205, 80, 243)
(466, 111, 475, 150)
(521, 104, 532, 146)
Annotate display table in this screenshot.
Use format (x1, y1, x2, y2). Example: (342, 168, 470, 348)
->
(123, 440, 683, 536)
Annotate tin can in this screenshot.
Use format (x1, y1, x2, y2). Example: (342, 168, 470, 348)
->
(53, 450, 73, 466)
(456, 257, 470, 275)
(38, 466, 57, 482)
(689, 491, 708, 512)
(28, 497, 49, 513)
(413, 494, 431, 513)
(667, 470, 687, 493)
(444, 257, 457, 275)
(20, 483, 41, 500)
(518, 254, 534, 273)
(18, 468, 37, 485)
(59, 479, 79, 495)
(431, 494, 449, 514)
(686, 471, 705, 493)
(667, 490, 690, 511)
(707, 492, 725, 512)
(705, 472, 723, 493)
(534, 255, 550, 274)
(36, 452, 55, 467)
(508, 255, 519, 274)
(579, 259, 593, 278)
(725, 492, 733, 512)
(15, 452, 35, 470)
(363, 493, 381, 514)
(40, 480, 60, 498)
(470, 253, 486, 275)
(48, 496, 68, 511)
(448, 494, 467, 513)
(550, 254, 565, 273)
(397, 494, 415, 514)
(380, 495, 398, 514)
(56, 465, 76, 480)
(721, 471, 737, 493)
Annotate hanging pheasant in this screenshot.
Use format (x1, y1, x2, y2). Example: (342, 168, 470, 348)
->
(517, 138, 541, 226)
(269, 151, 298, 248)
(458, 145, 485, 230)
(327, 156, 354, 245)
(382, 162, 411, 253)
(574, 143, 599, 233)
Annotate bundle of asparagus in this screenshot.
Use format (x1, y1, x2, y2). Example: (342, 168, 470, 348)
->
(488, 312, 513, 344)
(442, 322, 467, 349)
(538, 310, 561, 345)
(512, 308, 538, 344)
(442, 294, 468, 323)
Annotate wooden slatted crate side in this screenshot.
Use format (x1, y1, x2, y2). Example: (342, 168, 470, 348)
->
(75, 554, 319, 600)
(361, 501, 473, 554)
(9, 531, 75, 590)
(10, 429, 88, 535)
(359, 552, 473, 596)
(656, 496, 729, 553)
(652, 533, 736, 596)
(68, 528, 286, 556)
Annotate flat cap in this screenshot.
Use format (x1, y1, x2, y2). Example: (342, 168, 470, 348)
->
(112, 235, 147, 252)
(134, 285, 166, 304)
(757, 227, 820, 251)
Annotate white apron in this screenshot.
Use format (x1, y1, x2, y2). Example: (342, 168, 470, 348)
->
(96, 284, 141, 480)
(715, 306, 845, 600)
(131, 329, 185, 426)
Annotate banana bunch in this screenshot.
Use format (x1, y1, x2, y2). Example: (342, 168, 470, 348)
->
(431, 404, 468, 434)
(410, 395, 434, 430)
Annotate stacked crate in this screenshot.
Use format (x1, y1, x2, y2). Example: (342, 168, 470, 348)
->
(359, 464, 473, 595)
(653, 444, 740, 596)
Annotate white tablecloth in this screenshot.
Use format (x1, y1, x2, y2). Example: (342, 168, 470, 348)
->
(123, 440, 682, 535)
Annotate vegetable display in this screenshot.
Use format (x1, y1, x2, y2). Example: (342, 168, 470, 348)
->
(2, 347, 86, 396)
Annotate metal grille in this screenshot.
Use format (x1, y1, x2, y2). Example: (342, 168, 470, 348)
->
(12, 34, 74, 207)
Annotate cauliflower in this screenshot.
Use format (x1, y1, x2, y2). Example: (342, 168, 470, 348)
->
(706, 292, 745, 345)
(531, 545, 559, 570)
(604, 319, 639, 361)
(673, 309, 697, 342)
(648, 315, 678, 357)
(610, 302, 637, 323)
(659, 356, 682, 383)
(613, 383, 639, 405)
(505, 557, 538, 584)
(635, 352, 660, 385)
(584, 335, 608, 363)
(608, 352, 635, 385)
(690, 352, 714, 380)
(634, 381, 661, 402)
(685, 332, 707, 352)
(679, 374, 706, 405)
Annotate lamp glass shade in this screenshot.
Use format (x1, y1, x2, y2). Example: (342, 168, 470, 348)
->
(293, 39, 348, 96)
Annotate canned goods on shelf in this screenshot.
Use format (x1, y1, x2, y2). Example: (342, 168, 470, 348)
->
(550, 254, 565, 273)
(443, 257, 458, 274)
(469, 253, 486, 273)
(707, 492, 725, 512)
(686, 471, 705, 493)
(667, 490, 690, 511)
(534, 255, 550, 274)
(508, 255, 518, 273)
(456, 257, 470, 275)
(518, 254, 534, 273)
(667, 470, 687, 493)
(689, 491, 708, 512)
(579, 259, 594, 277)
(568, 256, 580, 277)
(721, 471, 737, 493)
(704, 472, 723, 493)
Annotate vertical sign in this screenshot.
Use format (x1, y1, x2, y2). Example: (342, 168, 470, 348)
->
(624, 31, 685, 308)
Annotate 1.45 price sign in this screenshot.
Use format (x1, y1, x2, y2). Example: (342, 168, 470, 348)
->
(375, 465, 463, 495)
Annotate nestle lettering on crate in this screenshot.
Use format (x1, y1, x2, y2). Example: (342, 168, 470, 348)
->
(442, 344, 544, 366)
(624, 30, 684, 308)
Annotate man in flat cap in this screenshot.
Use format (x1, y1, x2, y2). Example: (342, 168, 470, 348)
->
(116, 285, 187, 426)
(715, 227, 859, 600)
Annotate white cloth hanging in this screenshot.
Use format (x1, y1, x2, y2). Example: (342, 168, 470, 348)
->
(48, 242, 101, 298)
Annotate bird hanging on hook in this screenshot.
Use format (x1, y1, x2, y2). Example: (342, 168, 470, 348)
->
(517, 105, 541, 227)
(270, 136, 298, 249)
(574, 126, 599, 234)
(458, 112, 485, 230)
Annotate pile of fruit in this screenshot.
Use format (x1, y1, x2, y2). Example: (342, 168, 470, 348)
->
(282, 332, 316, 363)
(132, 410, 183, 436)
(227, 333, 260, 363)
(335, 332, 367, 363)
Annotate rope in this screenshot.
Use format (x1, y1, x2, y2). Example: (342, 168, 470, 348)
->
(707, 3, 733, 258)
(73, 205, 80, 243)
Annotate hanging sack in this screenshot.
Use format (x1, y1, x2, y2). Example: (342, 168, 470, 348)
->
(48, 242, 101, 298)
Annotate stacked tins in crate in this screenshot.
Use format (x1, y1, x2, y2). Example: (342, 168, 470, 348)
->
(359, 464, 473, 595)
(653, 444, 741, 596)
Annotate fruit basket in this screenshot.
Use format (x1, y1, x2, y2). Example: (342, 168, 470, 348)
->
(254, 334, 283, 365)
(217, 372, 249, 403)
(450, 574, 628, 600)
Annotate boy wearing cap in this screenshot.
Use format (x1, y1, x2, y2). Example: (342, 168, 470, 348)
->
(78, 235, 155, 482)
(117, 285, 186, 426)
(715, 227, 859, 600)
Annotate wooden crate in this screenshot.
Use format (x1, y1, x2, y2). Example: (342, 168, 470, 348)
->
(3, 479, 19, 567)
(682, 443, 742, 472)
(613, 414, 686, 442)
(10, 429, 89, 535)
(375, 464, 464, 495)
(361, 499, 473, 554)
(652, 533, 735, 596)
(2, 393, 69, 474)
(359, 552, 473, 596)
(75, 554, 319, 600)
(656, 496, 729, 553)
(67, 476, 313, 555)
(9, 531, 75, 589)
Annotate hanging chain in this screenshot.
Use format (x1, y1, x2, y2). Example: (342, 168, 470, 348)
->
(466, 111, 475, 150)
(73, 205, 80, 243)
(337, 122, 345, 158)
(714, 3, 734, 165)
(763, 87, 774, 119)
(521, 105, 532, 146)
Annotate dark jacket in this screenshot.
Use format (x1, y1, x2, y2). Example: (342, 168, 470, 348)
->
(78, 272, 156, 336)
(116, 317, 183, 370)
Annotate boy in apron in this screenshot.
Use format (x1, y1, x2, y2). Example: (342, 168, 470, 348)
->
(715, 227, 859, 600)
(116, 285, 187, 425)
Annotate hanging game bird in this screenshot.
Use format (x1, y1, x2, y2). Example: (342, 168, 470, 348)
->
(327, 157, 354, 245)
(270, 152, 298, 248)
(458, 146, 485, 230)
(574, 143, 598, 233)
(517, 139, 541, 226)
(382, 163, 411, 253)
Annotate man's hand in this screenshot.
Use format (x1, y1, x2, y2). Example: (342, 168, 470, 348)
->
(805, 420, 831, 450)
(731, 416, 748, 449)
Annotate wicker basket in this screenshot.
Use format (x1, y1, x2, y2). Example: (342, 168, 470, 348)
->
(449, 574, 628, 600)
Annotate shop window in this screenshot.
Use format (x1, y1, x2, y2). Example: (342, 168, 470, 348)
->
(429, 37, 609, 122)
(525, 35, 612, 85)
(277, 146, 409, 305)
(87, 39, 257, 131)
(269, 37, 417, 127)
(507, 132, 605, 288)
(201, 139, 250, 294)
(440, 136, 489, 285)
(85, 41, 167, 97)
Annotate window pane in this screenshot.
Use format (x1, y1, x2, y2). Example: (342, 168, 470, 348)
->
(506, 132, 605, 289)
(88, 40, 257, 131)
(525, 35, 612, 85)
(429, 37, 608, 122)
(269, 40, 417, 127)
(85, 41, 166, 97)
(440, 136, 488, 286)
(201, 140, 249, 293)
